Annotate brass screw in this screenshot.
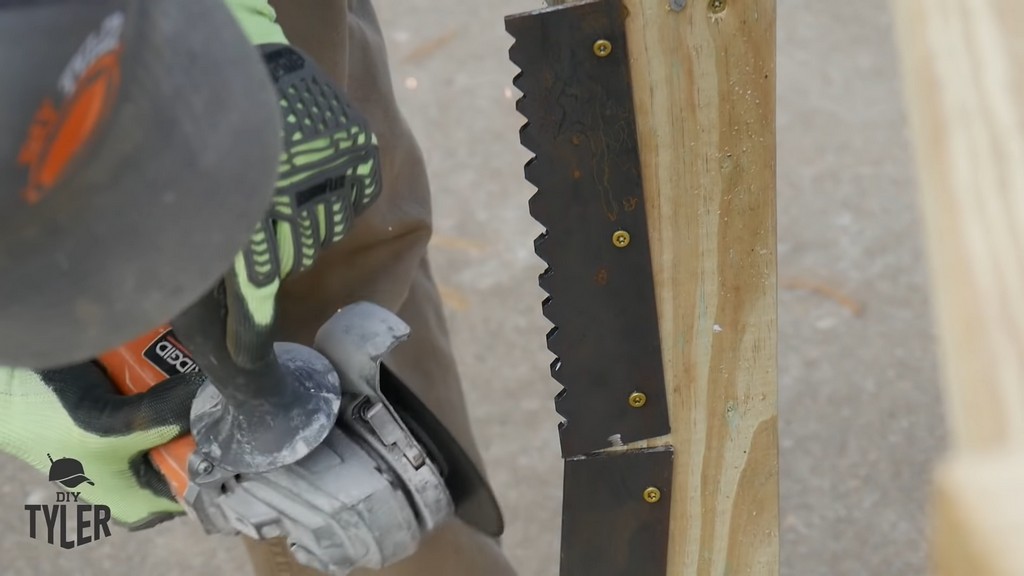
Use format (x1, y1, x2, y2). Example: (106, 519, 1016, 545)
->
(629, 392, 647, 408)
(593, 39, 612, 58)
(612, 230, 631, 248)
(643, 487, 662, 504)
(709, 0, 726, 13)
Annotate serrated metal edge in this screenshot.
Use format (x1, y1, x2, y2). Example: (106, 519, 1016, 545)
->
(506, 0, 670, 458)
(507, 17, 568, 427)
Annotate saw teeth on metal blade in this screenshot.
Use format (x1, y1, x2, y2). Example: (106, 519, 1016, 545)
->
(506, 0, 671, 459)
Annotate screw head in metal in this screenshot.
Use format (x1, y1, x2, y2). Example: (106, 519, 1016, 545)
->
(643, 487, 662, 504)
(593, 39, 612, 58)
(612, 230, 631, 248)
(629, 392, 648, 408)
(197, 459, 214, 475)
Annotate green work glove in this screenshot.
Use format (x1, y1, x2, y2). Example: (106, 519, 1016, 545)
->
(0, 1, 380, 529)
(0, 364, 202, 529)
(219, 0, 381, 367)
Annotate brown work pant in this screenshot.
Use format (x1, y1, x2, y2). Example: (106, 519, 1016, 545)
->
(242, 2, 518, 575)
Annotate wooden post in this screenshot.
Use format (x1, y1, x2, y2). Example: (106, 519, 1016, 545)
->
(931, 452, 1024, 575)
(893, 0, 1024, 454)
(534, 1, 777, 571)
(893, 0, 1024, 574)
(624, 1, 779, 574)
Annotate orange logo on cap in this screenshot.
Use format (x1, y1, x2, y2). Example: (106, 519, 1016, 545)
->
(17, 12, 124, 205)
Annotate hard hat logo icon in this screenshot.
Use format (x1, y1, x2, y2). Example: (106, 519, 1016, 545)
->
(47, 453, 95, 489)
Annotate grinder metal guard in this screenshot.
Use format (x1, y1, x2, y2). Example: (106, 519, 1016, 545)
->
(99, 302, 500, 574)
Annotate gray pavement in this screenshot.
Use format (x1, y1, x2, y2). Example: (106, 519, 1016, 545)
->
(0, 1, 945, 575)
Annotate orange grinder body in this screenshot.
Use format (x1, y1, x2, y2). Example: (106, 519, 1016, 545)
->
(97, 326, 196, 500)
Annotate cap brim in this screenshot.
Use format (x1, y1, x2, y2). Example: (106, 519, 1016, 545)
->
(58, 474, 95, 488)
(0, 0, 281, 368)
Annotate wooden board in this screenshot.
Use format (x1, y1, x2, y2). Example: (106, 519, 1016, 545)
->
(932, 452, 1024, 576)
(893, 1, 1024, 574)
(623, 0, 779, 573)
(893, 0, 1024, 453)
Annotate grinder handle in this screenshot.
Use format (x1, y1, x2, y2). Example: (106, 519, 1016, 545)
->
(170, 279, 295, 408)
(97, 326, 195, 500)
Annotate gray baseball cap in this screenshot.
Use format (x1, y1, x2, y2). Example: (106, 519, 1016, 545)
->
(0, 0, 282, 368)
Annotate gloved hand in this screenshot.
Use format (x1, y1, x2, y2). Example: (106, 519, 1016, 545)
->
(0, 0, 380, 530)
(0, 364, 203, 530)
(206, 0, 382, 370)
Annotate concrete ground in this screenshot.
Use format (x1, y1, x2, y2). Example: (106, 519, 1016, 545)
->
(0, 0, 945, 575)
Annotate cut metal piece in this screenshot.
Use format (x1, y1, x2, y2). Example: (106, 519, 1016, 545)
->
(561, 448, 674, 576)
(506, 0, 670, 458)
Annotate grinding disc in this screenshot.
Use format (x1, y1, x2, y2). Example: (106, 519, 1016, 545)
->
(0, 0, 282, 368)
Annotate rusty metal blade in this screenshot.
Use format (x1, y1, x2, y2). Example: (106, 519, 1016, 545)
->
(506, 0, 669, 458)
(561, 448, 673, 576)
